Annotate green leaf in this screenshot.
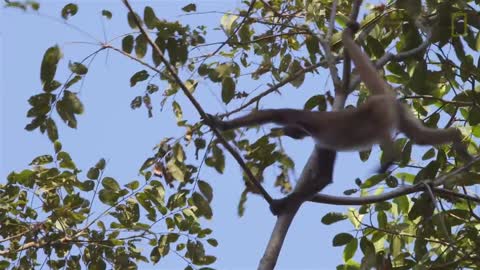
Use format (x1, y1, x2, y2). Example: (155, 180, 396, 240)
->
(61, 3, 78, 20)
(377, 211, 387, 228)
(206, 145, 225, 174)
(167, 160, 185, 182)
(359, 237, 375, 255)
(101, 10, 112, 19)
(54, 140, 62, 153)
(182, 3, 196, 12)
(130, 96, 142, 109)
(0, 261, 10, 269)
(29, 2, 40, 10)
(172, 101, 183, 122)
(135, 34, 148, 58)
(393, 195, 409, 214)
(422, 148, 436, 160)
(30, 155, 53, 165)
(408, 60, 429, 95)
(147, 84, 159, 94)
(321, 212, 347, 225)
(220, 13, 238, 35)
(140, 157, 156, 171)
(65, 75, 82, 89)
(413, 161, 439, 184)
(57, 151, 76, 169)
(122, 35, 134, 54)
(68, 61, 88, 75)
(279, 53, 292, 73)
(56, 99, 77, 128)
(361, 174, 386, 189)
(173, 143, 185, 162)
(43, 80, 62, 92)
(102, 176, 121, 191)
(408, 193, 434, 220)
(130, 70, 149, 87)
(46, 118, 58, 142)
(40, 45, 62, 85)
(206, 238, 218, 247)
(288, 60, 304, 88)
(87, 167, 100, 180)
(96, 158, 106, 170)
(198, 180, 213, 202)
(333, 233, 354, 246)
(127, 11, 142, 29)
(144, 6, 158, 29)
(64, 90, 84, 114)
(385, 176, 398, 188)
(221, 77, 235, 104)
(87, 259, 106, 270)
(192, 192, 213, 219)
(305, 35, 320, 62)
(304, 95, 326, 111)
(343, 238, 357, 262)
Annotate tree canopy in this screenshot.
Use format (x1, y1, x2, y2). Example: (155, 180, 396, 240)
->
(2, 0, 480, 269)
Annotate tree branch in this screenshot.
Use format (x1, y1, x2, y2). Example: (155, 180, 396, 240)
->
(309, 155, 480, 205)
(121, 0, 273, 204)
(219, 59, 334, 118)
(258, 1, 363, 269)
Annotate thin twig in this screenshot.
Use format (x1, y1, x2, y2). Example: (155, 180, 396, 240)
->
(309, 155, 480, 205)
(121, 0, 273, 204)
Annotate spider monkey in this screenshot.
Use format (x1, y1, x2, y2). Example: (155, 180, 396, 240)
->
(204, 22, 471, 183)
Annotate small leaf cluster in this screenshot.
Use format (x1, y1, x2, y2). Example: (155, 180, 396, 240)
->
(1, 141, 217, 269)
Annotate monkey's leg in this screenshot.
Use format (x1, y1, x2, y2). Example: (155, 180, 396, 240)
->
(217, 109, 320, 132)
(398, 107, 472, 161)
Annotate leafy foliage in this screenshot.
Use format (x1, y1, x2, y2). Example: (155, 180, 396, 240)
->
(4, 0, 480, 269)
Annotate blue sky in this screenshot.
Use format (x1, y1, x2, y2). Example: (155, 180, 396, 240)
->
(1, 1, 389, 269)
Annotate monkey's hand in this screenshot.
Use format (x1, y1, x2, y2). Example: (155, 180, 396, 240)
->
(202, 113, 228, 130)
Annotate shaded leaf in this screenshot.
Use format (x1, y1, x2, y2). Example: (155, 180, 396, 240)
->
(122, 35, 134, 54)
(68, 61, 88, 75)
(101, 10, 112, 19)
(61, 3, 77, 20)
(127, 11, 142, 29)
(144, 6, 158, 29)
(182, 3, 196, 12)
(333, 233, 354, 246)
(130, 70, 149, 87)
(30, 155, 53, 165)
(221, 77, 235, 104)
(135, 34, 148, 58)
(40, 45, 62, 85)
(46, 118, 58, 142)
(321, 212, 347, 225)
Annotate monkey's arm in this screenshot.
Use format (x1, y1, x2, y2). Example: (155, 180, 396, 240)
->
(205, 109, 329, 138)
(342, 23, 392, 96)
(204, 112, 311, 140)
